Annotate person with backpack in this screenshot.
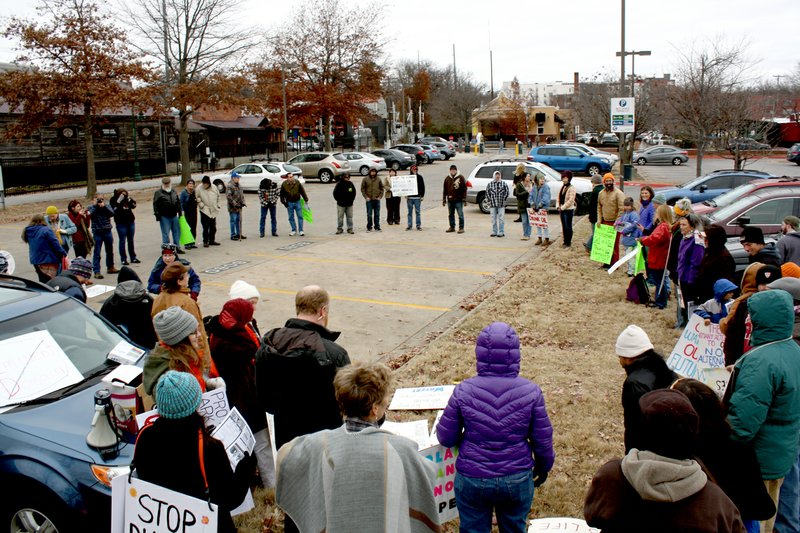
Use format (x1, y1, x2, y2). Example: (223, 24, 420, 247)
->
(639, 204, 674, 309)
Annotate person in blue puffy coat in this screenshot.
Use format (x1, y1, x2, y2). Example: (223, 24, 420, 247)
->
(437, 322, 555, 533)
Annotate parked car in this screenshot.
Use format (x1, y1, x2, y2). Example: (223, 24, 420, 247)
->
(701, 181, 800, 238)
(211, 162, 305, 192)
(598, 133, 620, 147)
(726, 237, 778, 272)
(787, 143, 800, 165)
(391, 144, 427, 165)
(428, 141, 456, 160)
(653, 169, 774, 205)
(0, 274, 144, 532)
(527, 145, 614, 176)
(465, 158, 593, 214)
(575, 132, 595, 144)
(693, 177, 800, 215)
(728, 137, 770, 151)
(343, 152, 387, 175)
(632, 145, 689, 166)
(418, 144, 443, 163)
(371, 148, 415, 171)
(287, 152, 351, 183)
(560, 142, 619, 164)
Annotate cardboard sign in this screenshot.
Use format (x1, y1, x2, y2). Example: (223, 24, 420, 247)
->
(84, 283, 116, 299)
(529, 518, 600, 532)
(112, 475, 218, 533)
(528, 208, 548, 228)
(590, 224, 617, 264)
(389, 385, 455, 411)
(420, 444, 459, 523)
(197, 388, 230, 430)
(382, 419, 433, 450)
(666, 315, 730, 396)
(391, 175, 419, 197)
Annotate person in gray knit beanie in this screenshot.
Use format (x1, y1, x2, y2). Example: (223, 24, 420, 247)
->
(153, 306, 198, 346)
(155, 370, 203, 419)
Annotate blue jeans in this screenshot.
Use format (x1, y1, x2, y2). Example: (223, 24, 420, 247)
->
(116, 222, 136, 263)
(455, 470, 534, 533)
(585, 222, 596, 250)
(407, 197, 422, 228)
(159, 215, 180, 246)
(92, 229, 114, 273)
(490, 206, 505, 235)
(365, 199, 381, 230)
(447, 200, 464, 230)
(647, 268, 670, 309)
(286, 201, 303, 232)
(560, 209, 574, 246)
(521, 208, 531, 237)
(229, 211, 242, 237)
(260, 204, 277, 236)
(777, 449, 800, 533)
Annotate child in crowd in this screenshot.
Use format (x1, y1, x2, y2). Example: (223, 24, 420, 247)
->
(615, 197, 641, 276)
(694, 279, 738, 326)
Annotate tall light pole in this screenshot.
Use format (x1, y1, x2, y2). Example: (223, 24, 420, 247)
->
(619, 0, 626, 191)
(617, 50, 652, 96)
(132, 111, 142, 181)
(282, 65, 289, 161)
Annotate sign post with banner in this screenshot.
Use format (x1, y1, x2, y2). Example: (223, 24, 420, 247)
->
(610, 98, 635, 133)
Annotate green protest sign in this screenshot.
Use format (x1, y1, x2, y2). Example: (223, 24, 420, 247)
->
(301, 198, 313, 224)
(590, 224, 616, 264)
(178, 215, 195, 246)
(635, 242, 646, 274)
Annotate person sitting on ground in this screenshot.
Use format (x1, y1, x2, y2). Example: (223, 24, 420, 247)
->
(46, 257, 93, 303)
(437, 322, 555, 533)
(584, 389, 746, 533)
(694, 278, 738, 326)
(134, 371, 252, 533)
(740, 226, 782, 268)
(147, 243, 201, 298)
(276, 361, 441, 533)
(615, 325, 677, 452)
(99, 267, 157, 350)
(671, 378, 775, 533)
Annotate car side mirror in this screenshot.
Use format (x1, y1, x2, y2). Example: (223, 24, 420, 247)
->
(736, 216, 751, 227)
(698, 185, 708, 192)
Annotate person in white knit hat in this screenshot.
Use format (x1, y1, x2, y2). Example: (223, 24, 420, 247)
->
(615, 324, 677, 453)
(228, 280, 262, 337)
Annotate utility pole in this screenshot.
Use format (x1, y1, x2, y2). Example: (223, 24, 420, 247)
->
(453, 44, 457, 88)
(618, 0, 627, 191)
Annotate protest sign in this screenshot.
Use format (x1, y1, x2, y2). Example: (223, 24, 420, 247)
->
(607, 246, 638, 274)
(528, 208, 548, 229)
(84, 283, 115, 299)
(528, 517, 600, 532)
(666, 315, 730, 396)
(634, 243, 646, 274)
(391, 175, 418, 197)
(389, 385, 455, 410)
(382, 419, 434, 450)
(197, 388, 230, 429)
(590, 224, 616, 264)
(107, 340, 146, 365)
(210, 407, 255, 469)
(420, 443, 459, 523)
(300, 199, 313, 223)
(112, 475, 218, 533)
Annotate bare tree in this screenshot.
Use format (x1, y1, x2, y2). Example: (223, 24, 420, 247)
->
(428, 72, 485, 143)
(668, 39, 752, 176)
(123, 0, 254, 184)
(266, 0, 385, 151)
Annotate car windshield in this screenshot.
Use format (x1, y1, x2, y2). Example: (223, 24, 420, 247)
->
(284, 164, 302, 173)
(706, 197, 752, 224)
(534, 164, 563, 182)
(678, 175, 710, 189)
(0, 299, 128, 375)
(704, 183, 758, 208)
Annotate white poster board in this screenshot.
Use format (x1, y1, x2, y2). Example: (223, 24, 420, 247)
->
(528, 209, 548, 229)
(420, 443, 459, 523)
(197, 388, 230, 429)
(391, 175, 419, 197)
(529, 518, 600, 532)
(107, 340, 146, 365)
(389, 385, 455, 410)
(666, 314, 730, 397)
(0, 330, 83, 408)
(382, 419, 434, 450)
(210, 407, 256, 470)
(85, 284, 116, 299)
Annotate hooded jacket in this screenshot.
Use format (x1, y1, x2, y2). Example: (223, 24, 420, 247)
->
(694, 278, 737, 323)
(25, 224, 66, 266)
(621, 352, 677, 452)
(778, 231, 800, 265)
(147, 257, 201, 295)
(677, 232, 705, 286)
(750, 242, 782, 267)
(46, 272, 86, 303)
(720, 262, 762, 366)
(530, 182, 551, 211)
(436, 322, 555, 478)
(333, 178, 357, 207)
(695, 225, 736, 303)
(727, 290, 800, 479)
(584, 449, 745, 533)
(99, 279, 157, 350)
(151, 288, 211, 367)
(640, 221, 670, 269)
(255, 318, 350, 448)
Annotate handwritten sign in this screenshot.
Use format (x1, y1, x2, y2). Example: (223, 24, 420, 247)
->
(84, 283, 115, 299)
(420, 443, 459, 523)
(391, 175, 419, 197)
(389, 385, 455, 411)
(0, 330, 83, 408)
(590, 224, 616, 264)
(666, 315, 730, 396)
(529, 518, 600, 532)
(197, 388, 230, 429)
(528, 208, 548, 228)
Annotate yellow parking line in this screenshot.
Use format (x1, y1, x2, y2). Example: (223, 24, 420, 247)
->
(247, 253, 493, 276)
(204, 281, 450, 312)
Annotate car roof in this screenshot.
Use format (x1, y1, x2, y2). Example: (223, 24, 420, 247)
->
(0, 275, 70, 321)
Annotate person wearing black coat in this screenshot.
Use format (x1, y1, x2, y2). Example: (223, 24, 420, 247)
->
(332, 173, 357, 234)
(110, 188, 139, 265)
(100, 266, 157, 349)
(406, 166, 426, 230)
(695, 224, 737, 303)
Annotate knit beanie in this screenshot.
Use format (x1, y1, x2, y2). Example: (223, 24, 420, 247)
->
(673, 198, 692, 216)
(155, 370, 202, 419)
(615, 325, 654, 358)
(153, 306, 198, 346)
(755, 264, 782, 286)
(68, 257, 93, 279)
(219, 298, 254, 330)
(782, 262, 800, 279)
(117, 265, 141, 284)
(228, 280, 261, 302)
(602, 173, 615, 183)
(653, 193, 667, 206)
(161, 262, 187, 284)
(45, 205, 59, 216)
(768, 277, 800, 301)
(639, 389, 699, 459)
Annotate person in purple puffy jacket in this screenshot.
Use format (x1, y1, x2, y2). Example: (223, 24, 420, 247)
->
(437, 322, 555, 533)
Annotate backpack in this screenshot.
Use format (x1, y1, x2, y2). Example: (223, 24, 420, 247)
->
(626, 273, 652, 306)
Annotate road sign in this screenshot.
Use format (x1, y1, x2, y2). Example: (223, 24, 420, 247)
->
(610, 98, 635, 133)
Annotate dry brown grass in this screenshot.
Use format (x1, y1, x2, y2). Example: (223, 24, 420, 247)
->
(235, 219, 682, 532)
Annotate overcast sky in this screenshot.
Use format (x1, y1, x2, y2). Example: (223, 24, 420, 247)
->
(1, 0, 798, 89)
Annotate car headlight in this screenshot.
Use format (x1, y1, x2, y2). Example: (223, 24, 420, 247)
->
(91, 464, 130, 488)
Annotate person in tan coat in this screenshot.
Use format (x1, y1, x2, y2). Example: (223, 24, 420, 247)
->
(597, 173, 626, 266)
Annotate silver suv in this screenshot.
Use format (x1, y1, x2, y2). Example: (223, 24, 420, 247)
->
(287, 152, 351, 183)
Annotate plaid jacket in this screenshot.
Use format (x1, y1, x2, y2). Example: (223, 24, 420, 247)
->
(485, 179, 509, 208)
(259, 179, 279, 206)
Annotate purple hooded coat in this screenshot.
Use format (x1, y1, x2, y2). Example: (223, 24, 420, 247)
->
(436, 322, 555, 478)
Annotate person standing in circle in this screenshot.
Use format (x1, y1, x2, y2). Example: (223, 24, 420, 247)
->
(557, 171, 576, 247)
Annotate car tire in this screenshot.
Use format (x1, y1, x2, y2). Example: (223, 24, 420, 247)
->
(391, 161, 400, 171)
(2, 486, 73, 533)
(444, 154, 450, 161)
(672, 157, 683, 166)
(318, 169, 334, 183)
(478, 192, 490, 214)
(636, 157, 647, 166)
(423, 155, 431, 164)
(359, 166, 370, 176)
(213, 178, 226, 194)
(587, 164, 601, 176)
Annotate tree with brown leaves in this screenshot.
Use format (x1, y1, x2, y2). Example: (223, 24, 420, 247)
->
(0, 0, 156, 197)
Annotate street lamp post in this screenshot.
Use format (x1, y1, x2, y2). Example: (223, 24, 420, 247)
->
(282, 65, 289, 162)
(614, 48, 651, 189)
(132, 111, 142, 182)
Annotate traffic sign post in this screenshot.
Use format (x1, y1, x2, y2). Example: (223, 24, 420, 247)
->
(611, 98, 635, 191)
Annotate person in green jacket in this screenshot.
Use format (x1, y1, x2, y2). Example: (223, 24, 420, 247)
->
(727, 289, 800, 533)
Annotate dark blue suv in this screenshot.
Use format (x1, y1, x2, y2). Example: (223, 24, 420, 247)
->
(0, 275, 141, 532)
(527, 145, 614, 175)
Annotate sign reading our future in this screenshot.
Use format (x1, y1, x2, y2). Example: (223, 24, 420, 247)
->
(610, 98, 635, 133)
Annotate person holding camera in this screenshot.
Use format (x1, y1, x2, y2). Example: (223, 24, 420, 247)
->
(87, 194, 119, 279)
(110, 188, 140, 265)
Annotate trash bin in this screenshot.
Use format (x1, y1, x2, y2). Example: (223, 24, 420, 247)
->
(623, 164, 633, 182)
(479, 143, 484, 154)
